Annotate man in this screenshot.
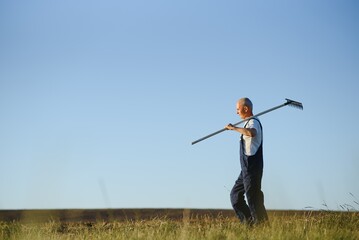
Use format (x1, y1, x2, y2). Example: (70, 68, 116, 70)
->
(225, 98, 268, 225)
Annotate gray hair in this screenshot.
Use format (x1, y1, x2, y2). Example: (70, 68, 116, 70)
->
(238, 97, 253, 110)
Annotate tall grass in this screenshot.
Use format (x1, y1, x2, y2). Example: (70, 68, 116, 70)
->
(1, 211, 358, 240)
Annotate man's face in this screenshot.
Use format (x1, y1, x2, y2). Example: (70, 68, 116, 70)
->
(236, 102, 248, 119)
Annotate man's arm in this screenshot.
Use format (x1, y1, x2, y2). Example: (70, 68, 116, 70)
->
(225, 123, 257, 137)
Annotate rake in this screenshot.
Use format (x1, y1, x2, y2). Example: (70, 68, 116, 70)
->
(191, 98, 303, 145)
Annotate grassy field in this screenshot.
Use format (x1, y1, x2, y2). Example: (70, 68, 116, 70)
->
(1, 209, 358, 239)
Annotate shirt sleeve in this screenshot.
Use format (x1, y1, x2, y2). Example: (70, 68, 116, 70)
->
(246, 119, 260, 133)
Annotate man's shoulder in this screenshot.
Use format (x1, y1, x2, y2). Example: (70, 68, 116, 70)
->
(248, 118, 262, 129)
(248, 117, 261, 124)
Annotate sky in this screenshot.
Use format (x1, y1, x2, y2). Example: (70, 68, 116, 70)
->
(1, 0, 358, 211)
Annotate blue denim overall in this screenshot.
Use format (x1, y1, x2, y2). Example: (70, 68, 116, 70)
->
(230, 118, 268, 224)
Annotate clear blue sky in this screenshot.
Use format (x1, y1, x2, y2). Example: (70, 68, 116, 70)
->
(1, 0, 358, 211)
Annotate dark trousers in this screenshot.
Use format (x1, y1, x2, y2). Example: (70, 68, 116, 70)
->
(230, 170, 268, 224)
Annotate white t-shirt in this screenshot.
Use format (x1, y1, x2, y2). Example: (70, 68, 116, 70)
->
(242, 118, 262, 156)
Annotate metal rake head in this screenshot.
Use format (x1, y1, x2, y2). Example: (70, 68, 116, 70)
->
(285, 98, 303, 110)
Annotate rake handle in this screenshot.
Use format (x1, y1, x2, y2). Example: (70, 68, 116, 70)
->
(191, 128, 228, 145)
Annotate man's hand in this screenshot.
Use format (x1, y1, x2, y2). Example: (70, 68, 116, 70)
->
(225, 123, 236, 131)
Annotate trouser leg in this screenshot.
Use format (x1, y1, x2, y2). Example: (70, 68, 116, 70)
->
(230, 172, 251, 222)
(244, 171, 268, 224)
(257, 190, 268, 221)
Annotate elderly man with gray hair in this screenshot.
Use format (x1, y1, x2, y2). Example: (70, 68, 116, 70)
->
(225, 98, 268, 225)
